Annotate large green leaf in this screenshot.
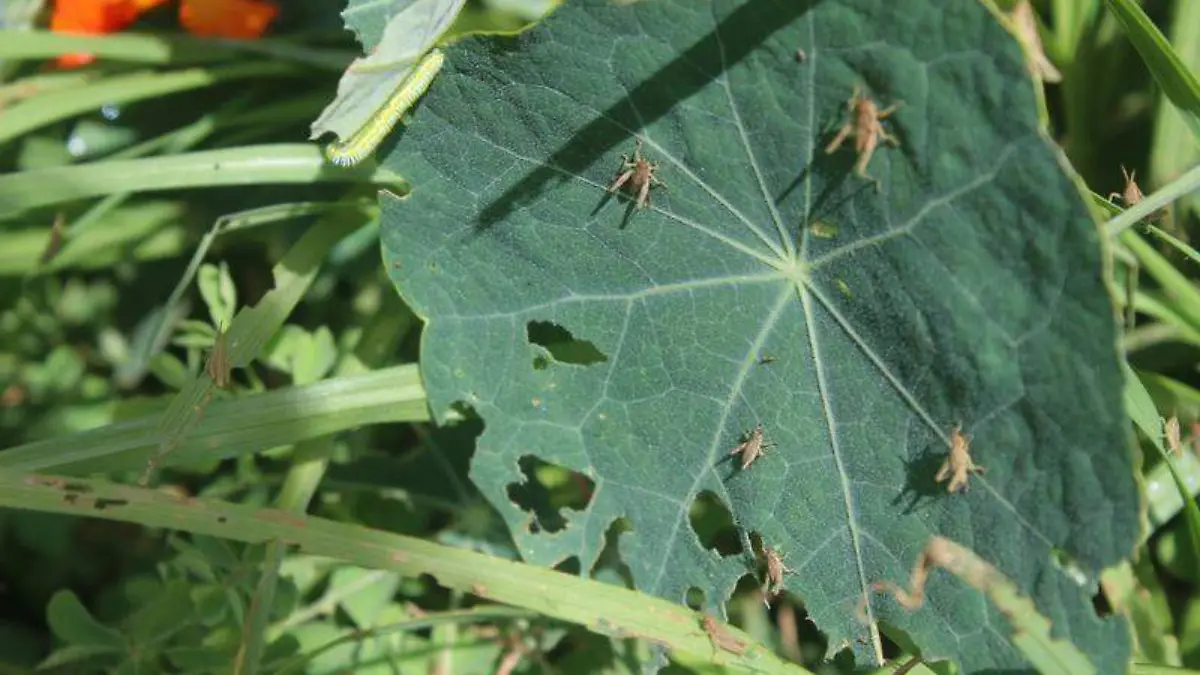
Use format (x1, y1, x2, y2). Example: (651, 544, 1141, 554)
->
(378, 0, 1139, 672)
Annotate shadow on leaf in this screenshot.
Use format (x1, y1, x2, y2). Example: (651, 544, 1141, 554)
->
(893, 448, 948, 515)
(473, 0, 823, 232)
(506, 455, 596, 533)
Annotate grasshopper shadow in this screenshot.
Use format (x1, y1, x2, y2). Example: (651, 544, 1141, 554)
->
(894, 448, 949, 515)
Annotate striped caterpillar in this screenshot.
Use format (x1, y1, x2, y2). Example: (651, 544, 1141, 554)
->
(325, 49, 445, 167)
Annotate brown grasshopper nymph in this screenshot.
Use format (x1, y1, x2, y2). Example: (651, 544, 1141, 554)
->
(824, 85, 902, 191)
(729, 423, 774, 470)
(762, 544, 794, 604)
(608, 138, 666, 210)
(934, 425, 984, 493)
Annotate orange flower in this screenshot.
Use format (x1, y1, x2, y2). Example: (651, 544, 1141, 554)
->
(50, 0, 156, 67)
(179, 0, 279, 39)
(51, 0, 278, 68)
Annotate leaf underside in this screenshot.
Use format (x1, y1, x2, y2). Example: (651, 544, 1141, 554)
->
(376, 0, 1139, 672)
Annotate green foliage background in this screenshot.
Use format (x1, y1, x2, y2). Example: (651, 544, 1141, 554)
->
(0, 0, 1197, 674)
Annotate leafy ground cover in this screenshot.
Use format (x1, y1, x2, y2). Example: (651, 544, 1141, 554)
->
(0, 0, 1199, 674)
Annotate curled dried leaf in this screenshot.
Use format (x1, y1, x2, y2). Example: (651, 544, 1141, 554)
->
(1011, 1, 1061, 83)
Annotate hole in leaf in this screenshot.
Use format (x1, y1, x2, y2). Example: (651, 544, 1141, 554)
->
(746, 530, 765, 558)
(1049, 547, 1090, 586)
(590, 517, 635, 588)
(527, 320, 608, 369)
(876, 621, 920, 662)
(506, 455, 595, 534)
(688, 491, 742, 557)
(1092, 586, 1113, 618)
(1155, 520, 1199, 584)
(554, 556, 582, 575)
(774, 598, 828, 666)
(685, 587, 705, 610)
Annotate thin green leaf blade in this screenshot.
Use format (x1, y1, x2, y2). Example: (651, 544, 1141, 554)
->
(0, 145, 402, 220)
(1105, 0, 1200, 141)
(0, 62, 298, 145)
(904, 537, 1097, 675)
(0, 364, 431, 475)
(0, 472, 807, 675)
(1149, 0, 1200, 222)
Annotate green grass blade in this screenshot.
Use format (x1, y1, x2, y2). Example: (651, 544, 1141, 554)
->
(1129, 292, 1200, 350)
(0, 30, 226, 64)
(0, 365, 431, 474)
(1050, 0, 1102, 60)
(1105, 0, 1200, 141)
(239, 246, 410, 673)
(0, 145, 403, 219)
(274, 607, 536, 675)
(1125, 364, 1200, 561)
(1124, 362, 1165, 452)
(1149, 0, 1200, 221)
(0, 200, 188, 275)
(1144, 223, 1200, 267)
(1150, 441, 1200, 563)
(235, 542, 284, 675)
(0, 471, 809, 675)
(140, 215, 364, 483)
(888, 537, 1097, 675)
(120, 200, 374, 387)
(0, 71, 99, 105)
(1, 211, 397, 478)
(239, 329, 349, 675)
(1119, 230, 1200, 334)
(3, 108, 232, 278)
(0, 62, 300, 145)
(1129, 360, 1200, 555)
(1130, 664, 1200, 675)
(0, 30, 353, 71)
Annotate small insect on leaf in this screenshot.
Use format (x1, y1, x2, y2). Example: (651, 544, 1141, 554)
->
(1107, 166, 1166, 221)
(824, 84, 902, 192)
(794, 47, 807, 62)
(809, 219, 839, 239)
(762, 544, 794, 605)
(934, 425, 984, 493)
(1108, 165, 1145, 207)
(1165, 416, 1182, 458)
(700, 615, 747, 657)
(39, 214, 66, 265)
(205, 322, 232, 389)
(758, 353, 777, 365)
(729, 423, 773, 470)
(607, 138, 666, 210)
